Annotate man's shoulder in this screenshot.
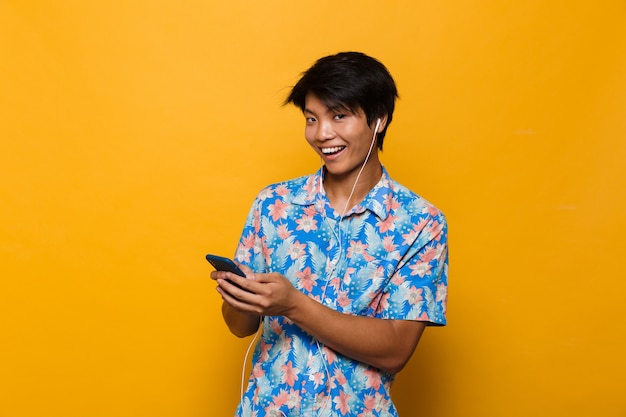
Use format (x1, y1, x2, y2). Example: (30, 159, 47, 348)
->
(385, 176, 445, 220)
(254, 174, 316, 204)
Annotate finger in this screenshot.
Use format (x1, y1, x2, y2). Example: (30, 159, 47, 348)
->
(216, 284, 259, 313)
(249, 272, 280, 284)
(211, 270, 240, 281)
(234, 262, 255, 278)
(218, 277, 255, 297)
(229, 270, 264, 293)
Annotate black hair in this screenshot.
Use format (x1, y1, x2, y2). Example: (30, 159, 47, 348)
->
(284, 51, 398, 150)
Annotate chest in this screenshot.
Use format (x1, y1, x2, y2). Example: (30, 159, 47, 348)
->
(262, 206, 411, 314)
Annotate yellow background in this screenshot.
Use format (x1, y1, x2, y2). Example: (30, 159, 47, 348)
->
(1, 1, 625, 416)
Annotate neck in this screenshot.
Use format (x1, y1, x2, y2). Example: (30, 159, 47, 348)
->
(323, 162, 383, 214)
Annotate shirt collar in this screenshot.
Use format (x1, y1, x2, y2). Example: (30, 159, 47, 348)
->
(292, 165, 393, 221)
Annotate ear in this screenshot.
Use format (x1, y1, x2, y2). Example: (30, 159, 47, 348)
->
(374, 115, 389, 133)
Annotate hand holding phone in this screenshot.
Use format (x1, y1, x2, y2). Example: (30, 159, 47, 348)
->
(205, 254, 252, 292)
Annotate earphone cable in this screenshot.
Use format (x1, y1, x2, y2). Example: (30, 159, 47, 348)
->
(240, 316, 264, 400)
(315, 120, 380, 414)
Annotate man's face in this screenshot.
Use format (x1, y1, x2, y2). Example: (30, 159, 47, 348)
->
(303, 93, 381, 179)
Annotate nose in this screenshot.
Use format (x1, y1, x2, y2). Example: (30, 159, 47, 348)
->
(315, 120, 335, 141)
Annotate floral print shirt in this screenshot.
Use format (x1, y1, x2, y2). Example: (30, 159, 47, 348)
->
(233, 166, 448, 416)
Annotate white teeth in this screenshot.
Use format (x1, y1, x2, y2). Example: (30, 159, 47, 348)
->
(321, 146, 345, 154)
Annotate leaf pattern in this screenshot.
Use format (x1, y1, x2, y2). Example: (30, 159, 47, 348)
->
(233, 167, 448, 416)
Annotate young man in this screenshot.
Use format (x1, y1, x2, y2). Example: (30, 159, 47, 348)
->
(211, 52, 448, 416)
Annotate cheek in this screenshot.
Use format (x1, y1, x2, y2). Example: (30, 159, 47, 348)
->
(304, 127, 316, 147)
(343, 127, 370, 149)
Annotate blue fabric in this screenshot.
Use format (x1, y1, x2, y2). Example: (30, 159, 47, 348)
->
(234, 166, 448, 416)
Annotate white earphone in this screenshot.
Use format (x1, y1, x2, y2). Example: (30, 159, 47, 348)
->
(375, 118, 381, 133)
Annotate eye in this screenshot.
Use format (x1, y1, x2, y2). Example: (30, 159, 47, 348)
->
(305, 116, 316, 124)
(333, 114, 346, 120)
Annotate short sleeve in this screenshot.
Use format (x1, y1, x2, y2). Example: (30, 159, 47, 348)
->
(379, 213, 448, 326)
(233, 194, 269, 274)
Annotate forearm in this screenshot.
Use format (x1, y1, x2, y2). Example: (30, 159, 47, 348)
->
(286, 291, 425, 374)
(215, 270, 425, 371)
(222, 301, 261, 338)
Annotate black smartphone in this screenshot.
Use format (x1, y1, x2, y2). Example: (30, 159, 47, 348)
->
(205, 254, 251, 292)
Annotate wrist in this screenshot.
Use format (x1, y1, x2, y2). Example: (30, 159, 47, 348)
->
(284, 288, 307, 321)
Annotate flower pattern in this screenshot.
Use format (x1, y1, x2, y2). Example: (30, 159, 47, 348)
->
(234, 167, 448, 416)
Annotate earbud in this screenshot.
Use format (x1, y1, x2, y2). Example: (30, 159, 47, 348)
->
(375, 118, 381, 133)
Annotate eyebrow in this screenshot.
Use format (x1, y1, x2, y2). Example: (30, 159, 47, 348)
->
(303, 105, 354, 116)
(303, 108, 323, 117)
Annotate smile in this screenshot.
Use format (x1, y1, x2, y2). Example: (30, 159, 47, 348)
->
(321, 146, 345, 155)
